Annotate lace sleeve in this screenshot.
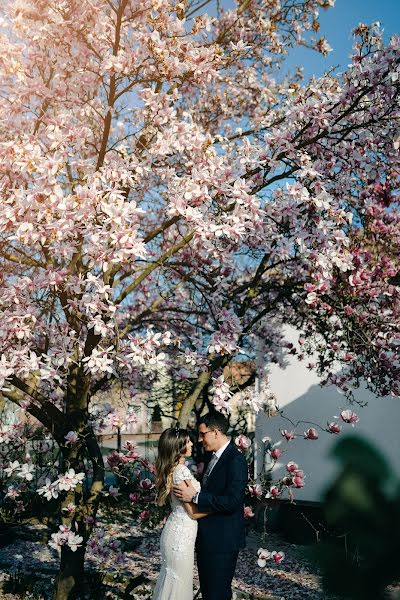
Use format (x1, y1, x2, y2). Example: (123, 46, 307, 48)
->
(173, 464, 193, 485)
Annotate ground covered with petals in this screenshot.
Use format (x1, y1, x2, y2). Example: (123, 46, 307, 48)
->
(0, 510, 345, 600)
(1, 511, 399, 600)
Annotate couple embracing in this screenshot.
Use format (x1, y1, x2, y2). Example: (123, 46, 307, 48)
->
(152, 411, 249, 600)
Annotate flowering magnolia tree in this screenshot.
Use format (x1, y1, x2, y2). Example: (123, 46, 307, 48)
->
(237, 410, 364, 574)
(0, 424, 161, 574)
(0, 0, 399, 596)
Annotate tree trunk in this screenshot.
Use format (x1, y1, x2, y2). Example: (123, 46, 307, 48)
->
(53, 430, 104, 600)
(54, 544, 85, 600)
(179, 370, 211, 427)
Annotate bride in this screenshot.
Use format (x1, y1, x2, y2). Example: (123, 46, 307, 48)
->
(152, 426, 208, 600)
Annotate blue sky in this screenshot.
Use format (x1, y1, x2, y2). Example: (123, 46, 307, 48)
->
(214, 0, 399, 79)
(291, 0, 400, 78)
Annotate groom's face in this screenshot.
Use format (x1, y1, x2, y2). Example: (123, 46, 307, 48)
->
(198, 423, 218, 452)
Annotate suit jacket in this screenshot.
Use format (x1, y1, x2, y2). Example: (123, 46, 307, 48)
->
(196, 441, 248, 553)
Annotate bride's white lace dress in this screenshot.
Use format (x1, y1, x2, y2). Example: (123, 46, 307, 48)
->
(152, 464, 200, 600)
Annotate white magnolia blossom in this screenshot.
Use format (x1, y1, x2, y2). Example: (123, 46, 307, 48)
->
(106, 485, 120, 498)
(82, 346, 114, 375)
(0, 426, 11, 444)
(67, 531, 84, 552)
(36, 469, 85, 500)
(37, 478, 60, 501)
(257, 548, 271, 567)
(0, 354, 14, 389)
(125, 329, 172, 367)
(236, 386, 276, 413)
(207, 309, 242, 355)
(57, 469, 85, 492)
(210, 374, 232, 415)
(48, 526, 83, 552)
(64, 430, 79, 445)
(3, 460, 21, 477)
(17, 463, 35, 481)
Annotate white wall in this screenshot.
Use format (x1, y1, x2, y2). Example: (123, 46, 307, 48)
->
(255, 328, 400, 502)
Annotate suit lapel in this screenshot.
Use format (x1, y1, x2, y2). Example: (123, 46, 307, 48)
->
(203, 442, 234, 489)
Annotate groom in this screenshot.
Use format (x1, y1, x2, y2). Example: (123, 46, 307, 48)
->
(173, 411, 248, 600)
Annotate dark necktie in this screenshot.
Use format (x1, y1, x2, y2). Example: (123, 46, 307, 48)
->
(202, 453, 218, 486)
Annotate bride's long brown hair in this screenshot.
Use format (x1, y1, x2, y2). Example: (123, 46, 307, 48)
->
(155, 427, 189, 506)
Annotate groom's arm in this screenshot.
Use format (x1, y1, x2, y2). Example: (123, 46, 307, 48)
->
(196, 454, 248, 515)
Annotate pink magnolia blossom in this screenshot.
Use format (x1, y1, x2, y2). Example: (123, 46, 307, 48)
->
(281, 430, 296, 441)
(247, 484, 263, 498)
(123, 440, 138, 452)
(244, 506, 255, 519)
(139, 478, 154, 491)
(62, 503, 77, 515)
(5, 485, 20, 499)
(286, 462, 299, 473)
(64, 431, 79, 445)
(210, 375, 232, 415)
(106, 451, 123, 469)
(340, 409, 359, 425)
(82, 347, 114, 376)
(124, 449, 140, 461)
(271, 551, 285, 564)
(0, 1, 397, 588)
(304, 428, 319, 440)
(327, 421, 342, 434)
(257, 546, 285, 567)
(269, 448, 283, 460)
(292, 471, 306, 488)
(208, 309, 242, 356)
(235, 434, 252, 451)
(265, 486, 281, 499)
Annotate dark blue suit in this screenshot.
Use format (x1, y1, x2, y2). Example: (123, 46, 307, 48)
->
(196, 441, 248, 600)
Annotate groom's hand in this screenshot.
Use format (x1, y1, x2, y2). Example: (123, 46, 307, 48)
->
(172, 481, 196, 502)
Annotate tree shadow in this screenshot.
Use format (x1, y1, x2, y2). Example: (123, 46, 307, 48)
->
(256, 377, 400, 502)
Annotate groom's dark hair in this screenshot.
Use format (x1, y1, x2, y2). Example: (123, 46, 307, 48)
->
(200, 411, 229, 435)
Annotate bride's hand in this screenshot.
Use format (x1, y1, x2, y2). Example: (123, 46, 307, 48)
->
(172, 481, 196, 502)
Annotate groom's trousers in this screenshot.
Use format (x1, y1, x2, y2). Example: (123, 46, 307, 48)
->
(197, 549, 239, 600)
